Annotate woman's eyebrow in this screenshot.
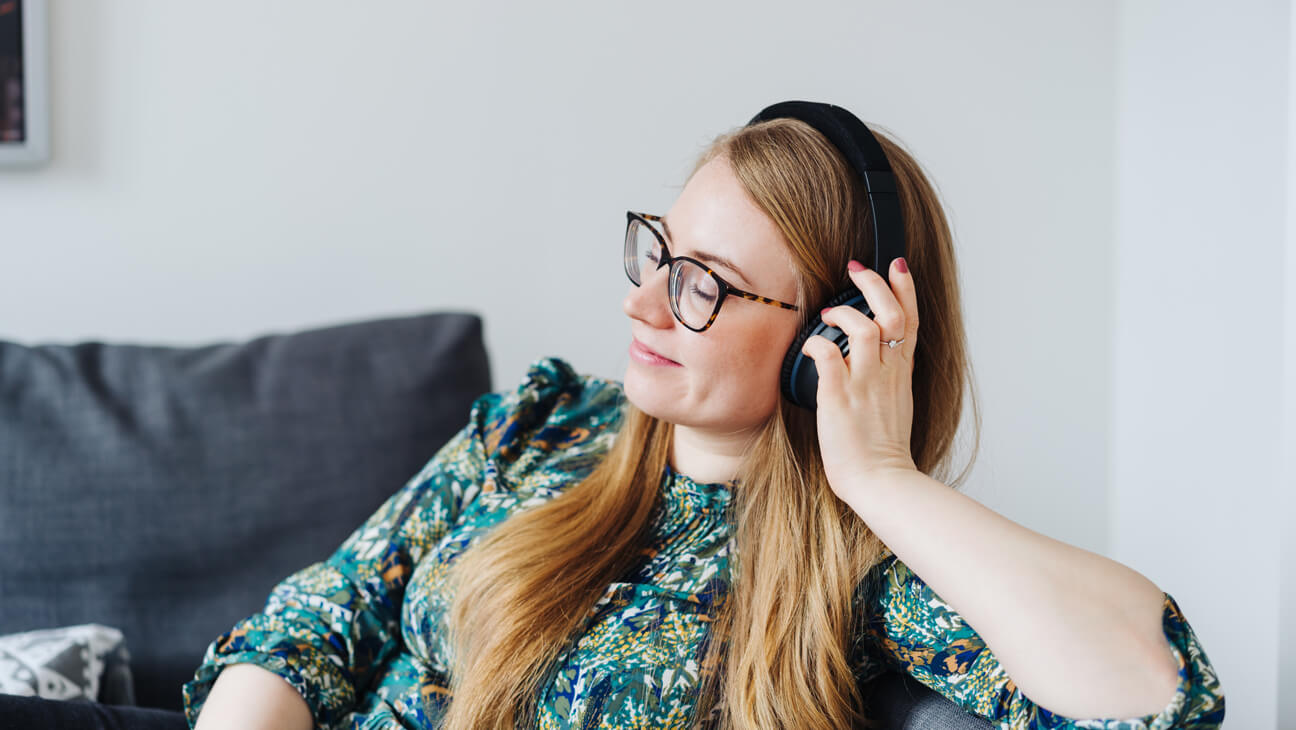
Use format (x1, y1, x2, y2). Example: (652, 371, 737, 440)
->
(661, 216, 754, 288)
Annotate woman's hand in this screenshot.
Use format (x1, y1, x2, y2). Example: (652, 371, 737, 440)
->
(799, 257, 920, 504)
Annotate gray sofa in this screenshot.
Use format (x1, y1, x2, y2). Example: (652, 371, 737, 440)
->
(0, 311, 991, 729)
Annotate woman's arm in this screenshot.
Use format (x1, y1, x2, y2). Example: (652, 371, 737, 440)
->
(807, 257, 1220, 722)
(192, 663, 313, 730)
(844, 466, 1183, 720)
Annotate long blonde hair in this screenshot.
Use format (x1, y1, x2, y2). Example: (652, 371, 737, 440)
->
(442, 117, 981, 729)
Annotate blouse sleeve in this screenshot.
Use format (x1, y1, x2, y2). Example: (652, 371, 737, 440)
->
(856, 556, 1226, 729)
(181, 394, 496, 730)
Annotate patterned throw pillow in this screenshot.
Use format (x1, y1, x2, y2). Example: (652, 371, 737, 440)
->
(0, 624, 133, 702)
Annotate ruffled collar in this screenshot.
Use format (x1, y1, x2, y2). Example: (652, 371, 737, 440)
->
(663, 462, 734, 510)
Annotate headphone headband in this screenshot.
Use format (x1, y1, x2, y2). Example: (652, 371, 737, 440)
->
(745, 100, 904, 287)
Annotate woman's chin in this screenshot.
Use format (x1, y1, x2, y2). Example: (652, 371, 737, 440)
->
(622, 372, 683, 424)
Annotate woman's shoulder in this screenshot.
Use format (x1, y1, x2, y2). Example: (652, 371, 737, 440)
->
(470, 356, 624, 466)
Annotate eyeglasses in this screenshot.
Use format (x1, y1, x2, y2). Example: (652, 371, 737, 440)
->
(624, 211, 799, 332)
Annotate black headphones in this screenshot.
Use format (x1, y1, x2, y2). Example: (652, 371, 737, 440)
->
(744, 101, 908, 411)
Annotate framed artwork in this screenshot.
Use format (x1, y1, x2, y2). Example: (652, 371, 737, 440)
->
(0, 0, 48, 166)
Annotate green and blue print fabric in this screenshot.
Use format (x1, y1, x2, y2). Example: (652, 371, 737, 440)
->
(182, 357, 1224, 729)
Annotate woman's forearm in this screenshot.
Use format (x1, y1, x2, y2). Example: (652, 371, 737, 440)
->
(842, 467, 1181, 720)
(192, 663, 315, 730)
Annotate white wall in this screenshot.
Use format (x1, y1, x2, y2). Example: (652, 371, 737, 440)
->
(3, 0, 1281, 724)
(1282, 2, 1296, 723)
(0, 0, 1119, 548)
(1111, 2, 1289, 727)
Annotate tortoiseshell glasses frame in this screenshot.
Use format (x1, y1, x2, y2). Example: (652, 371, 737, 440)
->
(625, 210, 800, 332)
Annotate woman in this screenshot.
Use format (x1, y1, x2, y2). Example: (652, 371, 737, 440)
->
(183, 102, 1225, 729)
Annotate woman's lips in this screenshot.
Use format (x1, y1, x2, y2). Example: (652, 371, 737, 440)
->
(629, 338, 681, 367)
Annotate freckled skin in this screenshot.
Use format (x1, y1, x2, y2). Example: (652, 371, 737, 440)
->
(622, 156, 802, 470)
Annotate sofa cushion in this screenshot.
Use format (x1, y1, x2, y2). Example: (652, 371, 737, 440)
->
(0, 312, 491, 710)
(0, 623, 131, 703)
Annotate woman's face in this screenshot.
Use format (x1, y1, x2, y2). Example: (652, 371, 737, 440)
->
(622, 156, 803, 433)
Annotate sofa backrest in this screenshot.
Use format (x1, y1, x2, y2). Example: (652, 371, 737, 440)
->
(0, 312, 491, 710)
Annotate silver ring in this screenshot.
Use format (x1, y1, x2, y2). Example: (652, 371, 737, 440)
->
(883, 338, 905, 349)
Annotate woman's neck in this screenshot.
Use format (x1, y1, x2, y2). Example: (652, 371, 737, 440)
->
(669, 424, 756, 485)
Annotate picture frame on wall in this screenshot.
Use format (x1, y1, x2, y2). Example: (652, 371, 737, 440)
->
(0, 0, 48, 166)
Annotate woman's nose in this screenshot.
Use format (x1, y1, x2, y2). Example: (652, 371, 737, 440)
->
(622, 266, 674, 327)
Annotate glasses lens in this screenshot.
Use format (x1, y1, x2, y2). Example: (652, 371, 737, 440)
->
(669, 259, 721, 329)
(625, 218, 663, 285)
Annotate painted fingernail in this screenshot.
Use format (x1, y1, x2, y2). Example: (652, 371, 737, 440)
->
(820, 307, 832, 317)
(896, 257, 908, 274)
(847, 260, 865, 272)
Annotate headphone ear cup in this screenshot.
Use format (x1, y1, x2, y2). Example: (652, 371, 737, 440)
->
(780, 321, 820, 409)
(821, 287, 870, 312)
(779, 287, 875, 410)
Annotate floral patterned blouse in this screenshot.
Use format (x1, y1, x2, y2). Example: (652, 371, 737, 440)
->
(182, 357, 1225, 729)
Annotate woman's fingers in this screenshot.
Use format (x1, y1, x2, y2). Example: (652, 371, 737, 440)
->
(815, 257, 919, 384)
(845, 261, 906, 342)
(801, 333, 849, 394)
(820, 304, 881, 372)
(888, 257, 919, 360)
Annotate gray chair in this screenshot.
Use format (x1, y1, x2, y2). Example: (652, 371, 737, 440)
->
(0, 312, 991, 729)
